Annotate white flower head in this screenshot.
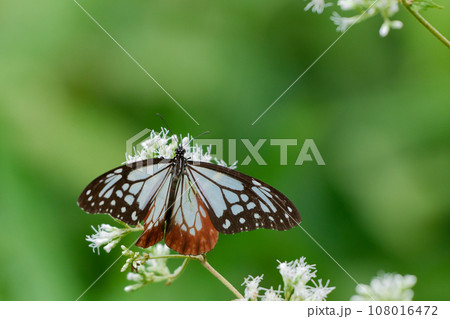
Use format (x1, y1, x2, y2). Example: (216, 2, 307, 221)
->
(261, 286, 284, 301)
(86, 224, 130, 254)
(304, 279, 336, 301)
(278, 257, 317, 290)
(146, 243, 171, 276)
(305, 0, 333, 14)
(242, 275, 264, 301)
(351, 273, 417, 301)
(125, 129, 236, 169)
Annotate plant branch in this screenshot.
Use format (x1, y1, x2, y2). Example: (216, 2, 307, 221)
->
(401, 0, 450, 48)
(198, 255, 244, 300)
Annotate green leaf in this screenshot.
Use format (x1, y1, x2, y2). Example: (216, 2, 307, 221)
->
(411, 0, 444, 11)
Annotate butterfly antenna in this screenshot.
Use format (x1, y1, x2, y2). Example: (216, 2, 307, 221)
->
(156, 113, 171, 132)
(181, 131, 210, 148)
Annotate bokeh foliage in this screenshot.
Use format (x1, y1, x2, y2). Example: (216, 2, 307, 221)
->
(0, 0, 448, 300)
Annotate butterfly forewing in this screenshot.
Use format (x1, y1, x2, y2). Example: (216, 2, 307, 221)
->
(186, 162, 301, 234)
(77, 159, 173, 225)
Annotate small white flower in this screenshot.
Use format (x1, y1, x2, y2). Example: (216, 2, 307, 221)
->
(351, 273, 417, 301)
(379, 19, 403, 37)
(126, 272, 143, 282)
(305, 279, 335, 301)
(305, 0, 333, 14)
(278, 257, 317, 290)
(379, 21, 390, 37)
(337, 0, 365, 11)
(86, 224, 130, 254)
(124, 283, 143, 292)
(261, 287, 284, 301)
(146, 244, 171, 276)
(242, 275, 264, 301)
(330, 12, 360, 32)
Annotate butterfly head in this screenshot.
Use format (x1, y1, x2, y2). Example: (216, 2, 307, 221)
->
(175, 145, 186, 157)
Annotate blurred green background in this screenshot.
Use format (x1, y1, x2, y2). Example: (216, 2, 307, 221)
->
(0, 0, 449, 301)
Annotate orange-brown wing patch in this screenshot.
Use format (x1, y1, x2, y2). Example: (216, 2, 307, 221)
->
(136, 171, 172, 248)
(165, 178, 219, 255)
(136, 201, 165, 248)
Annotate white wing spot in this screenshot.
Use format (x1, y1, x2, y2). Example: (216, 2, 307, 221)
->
(99, 201, 104, 206)
(114, 168, 123, 174)
(131, 211, 138, 221)
(260, 201, 270, 213)
(105, 188, 113, 199)
(111, 200, 116, 206)
(253, 187, 276, 211)
(121, 207, 126, 213)
(195, 216, 202, 231)
(288, 207, 292, 212)
(239, 218, 245, 224)
(260, 187, 273, 198)
(284, 213, 289, 219)
(232, 204, 244, 215)
(122, 183, 129, 191)
(269, 216, 275, 221)
(241, 194, 249, 202)
(252, 179, 261, 186)
(254, 213, 260, 219)
(116, 190, 123, 198)
(189, 228, 196, 236)
(128, 169, 150, 181)
(88, 196, 93, 201)
(246, 202, 256, 210)
(129, 182, 143, 195)
(223, 189, 239, 204)
(260, 201, 270, 212)
(86, 190, 91, 195)
(223, 219, 231, 229)
(181, 225, 187, 231)
(99, 175, 121, 196)
(125, 195, 134, 205)
(199, 205, 207, 218)
(91, 202, 94, 206)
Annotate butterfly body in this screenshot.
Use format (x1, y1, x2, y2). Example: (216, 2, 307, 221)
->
(78, 145, 301, 255)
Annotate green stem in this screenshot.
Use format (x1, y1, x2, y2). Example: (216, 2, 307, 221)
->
(145, 254, 243, 298)
(198, 255, 244, 300)
(166, 258, 190, 285)
(401, 0, 450, 48)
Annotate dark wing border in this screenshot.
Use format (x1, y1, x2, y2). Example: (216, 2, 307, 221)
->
(186, 161, 301, 234)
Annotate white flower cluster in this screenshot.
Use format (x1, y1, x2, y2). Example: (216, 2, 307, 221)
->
(351, 273, 417, 301)
(86, 224, 133, 254)
(125, 128, 237, 169)
(121, 244, 186, 292)
(303, 0, 403, 37)
(242, 257, 335, 301)
(305, 0, 333, 14)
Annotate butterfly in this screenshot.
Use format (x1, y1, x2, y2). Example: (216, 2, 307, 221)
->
(78, 144, 301, 255)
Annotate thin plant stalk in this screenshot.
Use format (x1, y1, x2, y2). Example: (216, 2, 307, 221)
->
(401, 0, 450, 48)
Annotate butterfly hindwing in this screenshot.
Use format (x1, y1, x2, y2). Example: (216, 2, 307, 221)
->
(187, 162, 301, 234)
(165, 174, 219, 255)
(135, 167, 174, 248)
(77, 158, 173, 226)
